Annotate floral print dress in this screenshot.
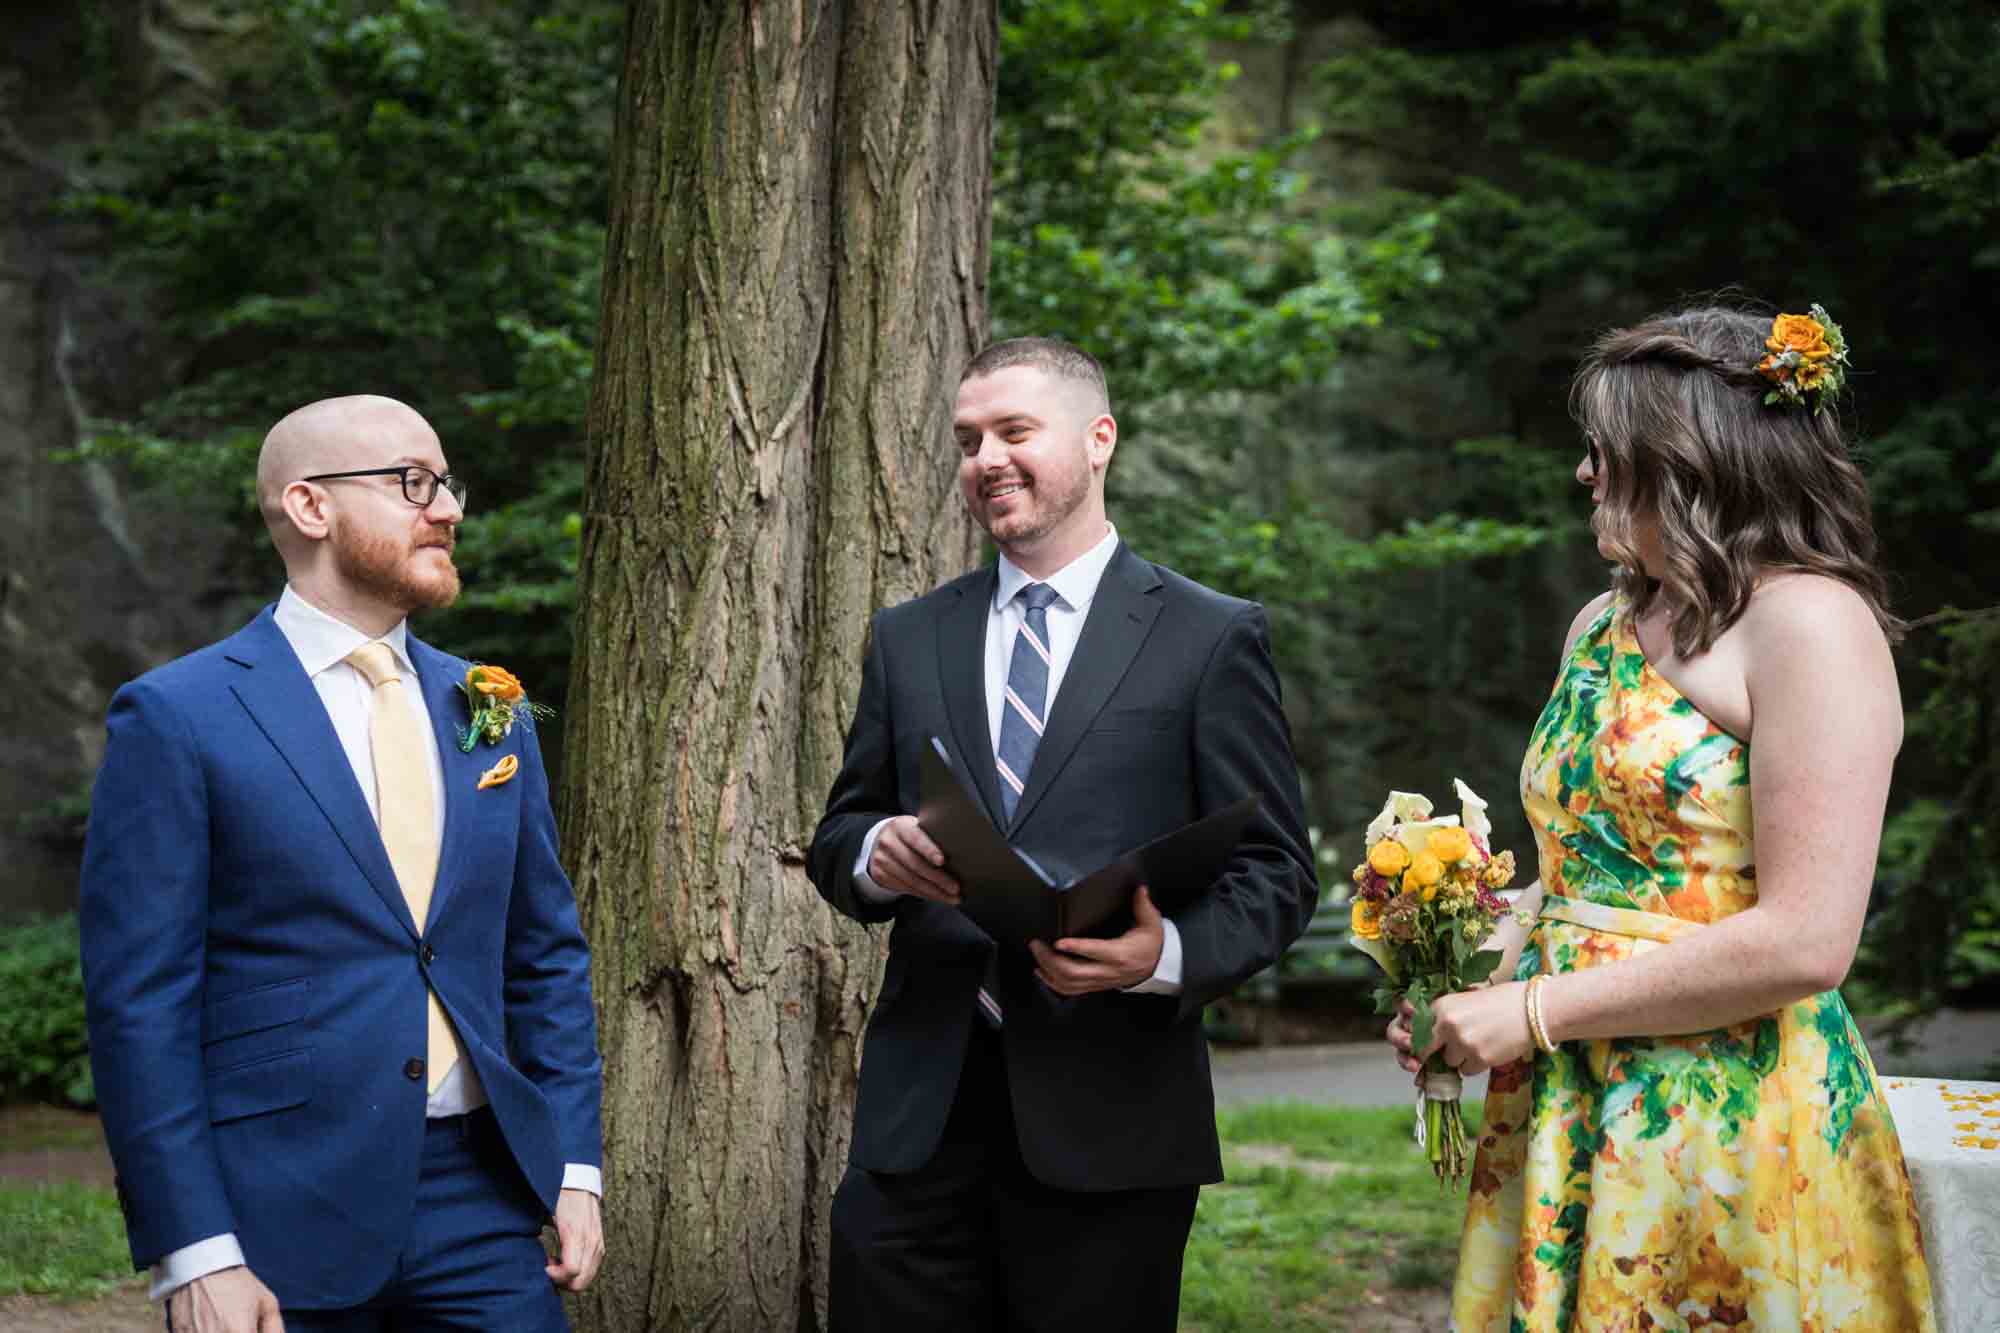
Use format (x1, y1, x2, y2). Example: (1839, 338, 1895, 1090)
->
(1451, 599, 1936, 1332)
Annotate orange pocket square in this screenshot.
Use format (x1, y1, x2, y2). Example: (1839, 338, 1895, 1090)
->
(477, 755, 519, 790)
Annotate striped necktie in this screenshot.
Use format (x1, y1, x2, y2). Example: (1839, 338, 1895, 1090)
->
(996, 582, 1060, 824)
(980, 582, 1060, 1029)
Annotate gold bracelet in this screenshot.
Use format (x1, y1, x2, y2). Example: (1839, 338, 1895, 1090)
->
(1524, 974, 1557, 1055)
(1524, 976, 1548, 1053)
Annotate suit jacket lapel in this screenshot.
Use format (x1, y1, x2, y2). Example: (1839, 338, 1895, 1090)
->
(224, 609, 417, 940)
(408, 636, 483, 929)
(938, 569, 1007, 826)
(1008, 545, 1163, 832)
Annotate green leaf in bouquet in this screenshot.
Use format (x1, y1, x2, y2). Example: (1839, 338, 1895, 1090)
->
(1465, 946, 1507, 985)
(1371, 983, 1402, 1015)
(1409, 993, 1436, 1055)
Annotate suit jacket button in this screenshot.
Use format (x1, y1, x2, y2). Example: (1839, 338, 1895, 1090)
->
(404, 1058, 425, 1081)
(420, 943, 435, 965)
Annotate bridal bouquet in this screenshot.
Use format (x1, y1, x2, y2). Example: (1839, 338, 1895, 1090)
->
(1349, 781, 1518, 1182)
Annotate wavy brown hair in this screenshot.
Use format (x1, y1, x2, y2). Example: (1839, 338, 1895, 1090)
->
(1569, 303, 1903, 656)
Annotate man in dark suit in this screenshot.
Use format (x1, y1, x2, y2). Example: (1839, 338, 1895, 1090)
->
(809, 338, 1318, 1331)
(79, 395, 603, 1331)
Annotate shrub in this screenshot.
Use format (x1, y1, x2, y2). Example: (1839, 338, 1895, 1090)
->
(0, 915, 93, 1108)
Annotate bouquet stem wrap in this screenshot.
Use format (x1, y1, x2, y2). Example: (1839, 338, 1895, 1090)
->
(1414, 1065, 1469, 1180)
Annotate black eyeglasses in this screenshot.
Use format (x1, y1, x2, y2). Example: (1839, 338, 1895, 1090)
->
(301, 465, 468, 510)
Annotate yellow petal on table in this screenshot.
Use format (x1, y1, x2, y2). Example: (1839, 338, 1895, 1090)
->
(477, 754, 519, 790)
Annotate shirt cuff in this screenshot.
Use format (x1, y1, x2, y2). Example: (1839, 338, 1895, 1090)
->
(852, 818, 899, 904)
(1122, 918, 1183, 995)
(150, 1233, 246, 1301)
(562, 1163, 603, 1197)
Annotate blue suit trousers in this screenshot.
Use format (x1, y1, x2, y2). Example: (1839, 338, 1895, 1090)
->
(259, 1110, 567, 1332)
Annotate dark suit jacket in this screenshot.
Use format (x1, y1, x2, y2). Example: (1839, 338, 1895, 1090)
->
(809, 543, 1317, 1192)
(78, 608, 602, 1308)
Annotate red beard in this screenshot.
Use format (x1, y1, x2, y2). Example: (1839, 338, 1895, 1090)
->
(331, 521, 461, 613)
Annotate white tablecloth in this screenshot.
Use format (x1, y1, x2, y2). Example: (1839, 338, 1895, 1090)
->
(1883, 1077, 2000, 1333)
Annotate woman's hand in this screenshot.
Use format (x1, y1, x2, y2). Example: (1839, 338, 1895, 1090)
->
(1420, 980, 1535, 1078)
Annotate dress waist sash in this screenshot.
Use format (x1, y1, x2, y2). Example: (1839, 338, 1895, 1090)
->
(1537, 894, 1703, 944)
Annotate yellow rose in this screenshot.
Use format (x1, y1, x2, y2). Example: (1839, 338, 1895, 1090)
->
(1427, 826, 1472, 864)
(1405, 852, 1445, 898)
(1350, 896, 1383, 941)
(1367, 840, 1411, 877)
(467, 664, 526, 703)
(1766, 313, 1829, 359)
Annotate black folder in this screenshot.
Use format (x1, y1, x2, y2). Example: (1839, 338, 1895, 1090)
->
(917, 736, 1259, 944)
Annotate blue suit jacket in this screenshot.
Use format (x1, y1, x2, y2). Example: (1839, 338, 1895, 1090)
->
(79, 608, 602, 1308)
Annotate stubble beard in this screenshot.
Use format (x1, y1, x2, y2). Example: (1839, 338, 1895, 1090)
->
(332, 521, 461, 613)
(975, 464, 1091, 556)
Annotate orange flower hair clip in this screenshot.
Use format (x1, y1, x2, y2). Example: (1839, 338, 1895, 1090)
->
(1756, 304, 1849, 412)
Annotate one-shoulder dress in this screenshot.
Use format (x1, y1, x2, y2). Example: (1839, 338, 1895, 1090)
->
(1450, 598, 1936, 1331)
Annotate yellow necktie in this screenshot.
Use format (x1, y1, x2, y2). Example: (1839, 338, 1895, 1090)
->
(345, 643, 460, 1093)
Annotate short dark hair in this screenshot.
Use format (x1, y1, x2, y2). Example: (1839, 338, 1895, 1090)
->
(960, 337, 1110, 411)
(1569, 301, 1902, 654)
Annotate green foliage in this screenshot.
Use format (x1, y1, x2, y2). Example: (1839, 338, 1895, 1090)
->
(1119, 495, 1546, 616)
(0, 916, 93, 1109)
(68, 0, 1456, 721)
(57, 0, 1997, 1011)
(1312, 0, 2000, 1005)
(67, 0, 619, 691)
(1853, 609, 2000, 1008)
(0, 1182, 132, 1301)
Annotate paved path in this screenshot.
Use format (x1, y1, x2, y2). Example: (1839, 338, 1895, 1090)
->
(1210, 1008, 2000, 1108)
(1211, 1040, 1469, 1108)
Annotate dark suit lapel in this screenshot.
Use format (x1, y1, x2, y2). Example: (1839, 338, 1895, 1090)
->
(224, 609, 417, 940)
(938, 568, 1007, 826)
(1008, 545, 1163, 832)
(408, 636, 485, 928)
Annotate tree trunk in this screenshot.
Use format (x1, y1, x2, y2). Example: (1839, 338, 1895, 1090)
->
(559, 3, 993, 1329)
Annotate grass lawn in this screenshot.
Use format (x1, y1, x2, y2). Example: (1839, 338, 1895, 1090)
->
(0, 1180, 135, 1302)
(0, 1100, 1473, 1322)
(1181, 1103, 1474, 1331)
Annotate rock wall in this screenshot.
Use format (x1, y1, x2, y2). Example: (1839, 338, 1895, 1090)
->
(0, 2, 250, 917)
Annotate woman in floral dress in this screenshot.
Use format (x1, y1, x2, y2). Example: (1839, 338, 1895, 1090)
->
(1388, 304, 1936, 1330)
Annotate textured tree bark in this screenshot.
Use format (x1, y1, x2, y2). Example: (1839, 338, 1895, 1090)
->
(560, 3, 993, 1328)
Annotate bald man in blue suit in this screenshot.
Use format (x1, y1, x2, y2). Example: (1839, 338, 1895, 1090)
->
(80, 396, 603, 1331)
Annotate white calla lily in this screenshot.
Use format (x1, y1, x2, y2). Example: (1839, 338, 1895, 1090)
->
(1364, 789, 1435, 846)
(1349, 932, 1402, 982)
(1453, 778, 1492, 842)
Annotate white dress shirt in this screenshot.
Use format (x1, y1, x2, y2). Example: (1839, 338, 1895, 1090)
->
(853, 526, 1184, 994)
(151, 587, 598, 1300)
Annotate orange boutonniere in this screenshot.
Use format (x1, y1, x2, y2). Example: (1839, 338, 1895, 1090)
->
(456, 663, 553, 752)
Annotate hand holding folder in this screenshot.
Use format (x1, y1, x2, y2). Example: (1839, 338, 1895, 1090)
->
(917, 737, 1258, 944)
